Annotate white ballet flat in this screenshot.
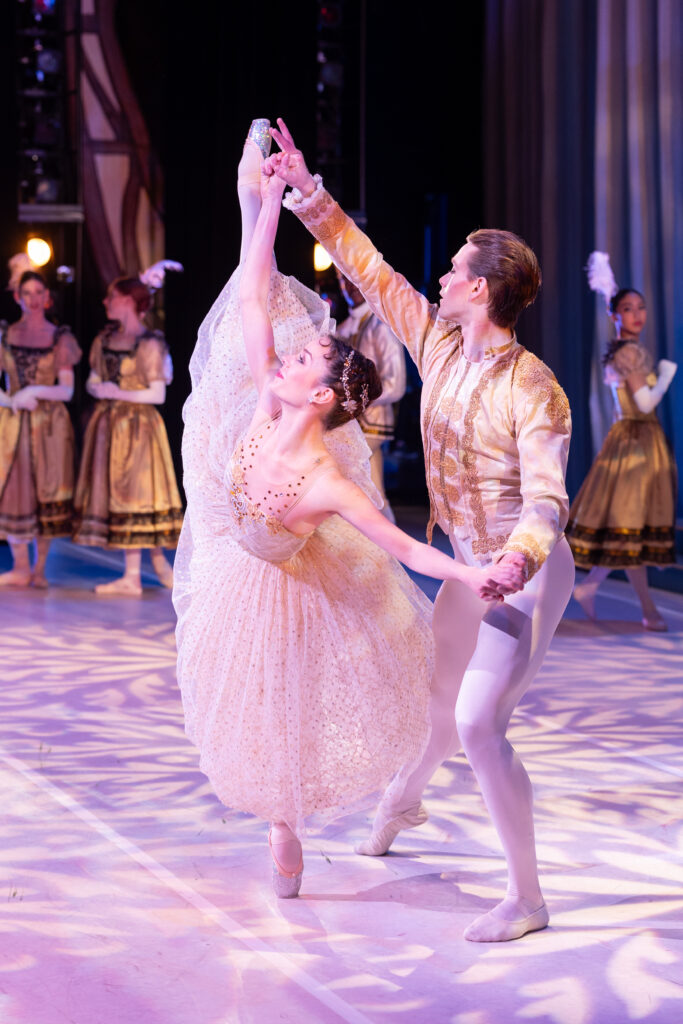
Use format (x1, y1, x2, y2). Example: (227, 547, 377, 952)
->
(464, 903, 549, 942)
(355, 802, 428, 856)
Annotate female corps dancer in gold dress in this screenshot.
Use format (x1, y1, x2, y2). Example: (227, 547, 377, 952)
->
(73, 276, 183, 594)
(174, 121, 514, 898)
(0, 270, 81, 587)
(567, 263, 677, 631)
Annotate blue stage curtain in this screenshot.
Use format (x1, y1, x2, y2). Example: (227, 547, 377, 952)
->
(483, 0, 683, 513)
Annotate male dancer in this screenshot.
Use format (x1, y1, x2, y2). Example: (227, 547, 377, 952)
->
(336, 269, 406, 521)
(266, 120, 574, 942)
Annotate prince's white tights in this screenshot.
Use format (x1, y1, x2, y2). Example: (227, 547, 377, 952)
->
(378, 535, 574, 935)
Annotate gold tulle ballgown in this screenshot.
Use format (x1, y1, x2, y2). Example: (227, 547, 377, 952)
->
(174, 267, 434, 837)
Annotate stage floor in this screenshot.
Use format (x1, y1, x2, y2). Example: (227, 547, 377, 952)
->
(0, 535, 681, 1024)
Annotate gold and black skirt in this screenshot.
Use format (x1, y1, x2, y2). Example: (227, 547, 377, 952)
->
(566, 417, 676, 568)
(0, 402, 75, 540)
(73, 400, 183, 549)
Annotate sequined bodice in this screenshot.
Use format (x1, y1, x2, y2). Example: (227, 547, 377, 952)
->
(227, 420, 329, 563)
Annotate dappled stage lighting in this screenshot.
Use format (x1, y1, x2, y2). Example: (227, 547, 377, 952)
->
(26, 236, 51, 266)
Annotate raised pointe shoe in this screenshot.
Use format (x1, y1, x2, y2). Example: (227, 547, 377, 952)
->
(464, 902, 549, 943)
(247, 118, 272, 160)
(238, 119, 272, 189)
(268, 830, 303, 899)
(355, 802, 428, 856)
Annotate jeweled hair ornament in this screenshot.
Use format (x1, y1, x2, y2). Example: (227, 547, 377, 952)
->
(340, 352, 357, 413)
(586, 251, 618, 310)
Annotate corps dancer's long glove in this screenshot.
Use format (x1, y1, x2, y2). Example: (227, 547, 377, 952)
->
(633, 359, 677, 413)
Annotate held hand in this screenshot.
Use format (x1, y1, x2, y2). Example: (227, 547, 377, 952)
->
(459, 566, 506, 604)
(490, 552, 527, 593)
(259, 167, 287, 204)
(89, 380, 119, 400)
(11, 388, 38, 412)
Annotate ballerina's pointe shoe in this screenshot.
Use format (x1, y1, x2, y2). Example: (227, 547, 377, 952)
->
(238, 119, 272, 188)
(355, 802, 428, 857)
(247, 118, 272, 160)
(268, 829, 303, 899)
(464, 902, 549, 943)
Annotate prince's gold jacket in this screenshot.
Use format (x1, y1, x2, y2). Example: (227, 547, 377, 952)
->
(284, 184, 571, 579)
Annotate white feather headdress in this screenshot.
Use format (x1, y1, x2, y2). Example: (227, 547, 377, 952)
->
(585, 251, 618, 309)
(140, 259, 184, 292)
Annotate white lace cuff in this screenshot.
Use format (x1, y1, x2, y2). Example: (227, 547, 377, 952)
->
(282, 174, 324, 211)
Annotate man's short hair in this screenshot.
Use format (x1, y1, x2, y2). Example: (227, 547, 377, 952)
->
(465, 229, 541, 329)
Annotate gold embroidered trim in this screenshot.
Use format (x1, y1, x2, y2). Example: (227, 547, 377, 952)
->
(309, 207, 348, 243)
(297, 191, 335, 226)
(511, 351, 571, 434)
(504, 536, 546, 580)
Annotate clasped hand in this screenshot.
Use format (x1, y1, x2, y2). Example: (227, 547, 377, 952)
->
(263, 119, 315, 194)
(466, 553, 526, 603)
(11, 387, 39, 412)
(88, 380, 119, 400)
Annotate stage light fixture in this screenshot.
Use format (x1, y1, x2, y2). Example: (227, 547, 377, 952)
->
(26, 237, 52, 266)
(313, 243, 333, 272)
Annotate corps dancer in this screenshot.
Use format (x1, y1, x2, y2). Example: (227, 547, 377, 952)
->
(335, 269, 406, 521)
(174, 122, 511, 899)
(568, 255, 677, 629)
(73, 272, 183, 594)
(267, 119, 574, 940)
(0, 269, 81, 586)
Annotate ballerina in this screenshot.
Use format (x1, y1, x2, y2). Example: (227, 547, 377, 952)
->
(72, 271, 183, 594)
(0, 269, 81, 587)
(568, 254, 677, 630)
(173, 121, 513, 899)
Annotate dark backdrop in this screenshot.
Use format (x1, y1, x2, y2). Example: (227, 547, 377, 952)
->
(120, 0, 485, 500)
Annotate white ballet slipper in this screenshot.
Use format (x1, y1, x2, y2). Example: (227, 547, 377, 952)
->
(464, 903, 549, 942)
(355, 802, 428, 856)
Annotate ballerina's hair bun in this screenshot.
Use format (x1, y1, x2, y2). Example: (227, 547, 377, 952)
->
(109, 277, 154, 315)
(320, 336, 382, 431)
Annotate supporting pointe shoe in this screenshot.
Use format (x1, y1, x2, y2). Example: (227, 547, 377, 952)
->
(355, 802, 428, 857)
(268, 829, 303, 899)
(464, 902, 549, 943)
(573, 582, 598, 620)
(642, 615, 668, 632)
